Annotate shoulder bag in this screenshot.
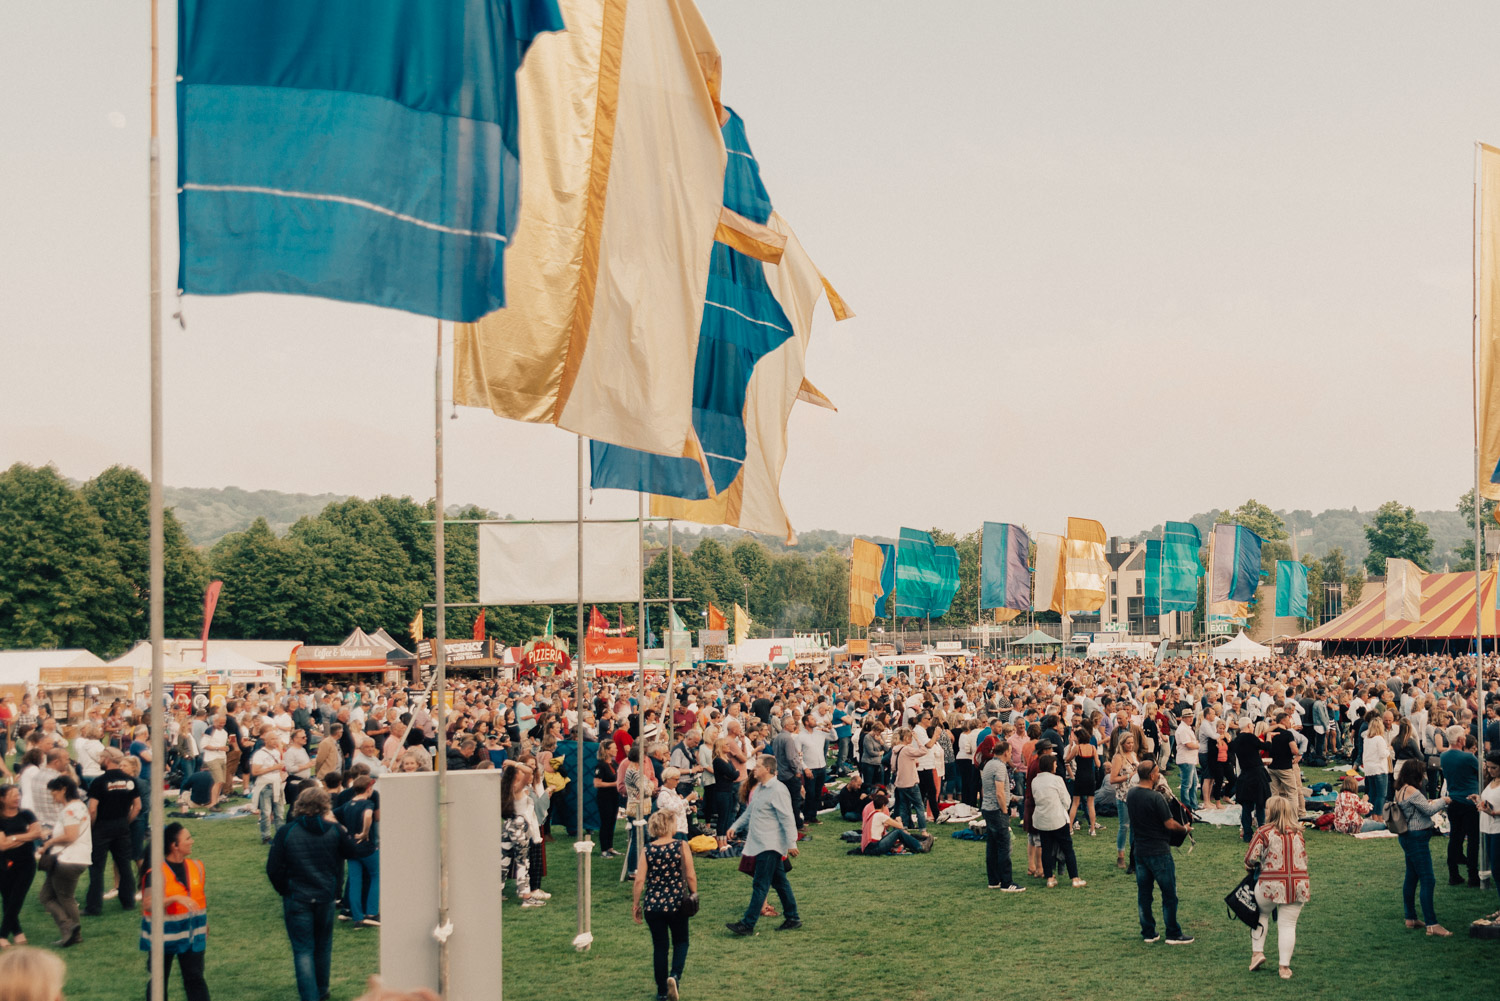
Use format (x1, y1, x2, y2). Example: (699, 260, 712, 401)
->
(1382, 797, 1409, 835)
(1225, 866, 1260, 928)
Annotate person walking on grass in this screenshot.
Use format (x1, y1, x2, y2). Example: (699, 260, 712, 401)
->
(1244, 796, 1309, 981)
(633, 809, 697, 1001)
(1032, 753, 1084, 888)
(38, 776, 90, 949)
(976, 736, 1023, 892)
(141, 822, 209, 1001)
(1127, 761, 1193, 945)
(724, 754, 800, 937)
(1389, 759, 1452, 937)
(266, 786, 363, 1001)
(83, 747, 139, 917)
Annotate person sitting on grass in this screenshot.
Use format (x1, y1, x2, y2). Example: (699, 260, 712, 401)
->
(859, 791, 925, 855)
(838, 771, 872, 822)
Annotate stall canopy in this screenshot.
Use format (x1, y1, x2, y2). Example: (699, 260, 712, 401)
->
(0, 649, 104, 690)
(108, 641, 283, 687)
(1212, 631, 1272, 663)
(1298, 571, 1494, 643)
(1010, 629, 1063, 647)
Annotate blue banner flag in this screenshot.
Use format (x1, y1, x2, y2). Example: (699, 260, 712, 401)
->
(980, 523, 1032, 612)
(177, 0, 563, 321)
(1143, 539, 1163, 617)
(1275, 560, 1309, 618)
(932, 546, 960, 617)
(591, 109, 790, 498)
(1211, 524, 1264, 604)
(874, 543, 896, 618)
(895, 529, 941, 617)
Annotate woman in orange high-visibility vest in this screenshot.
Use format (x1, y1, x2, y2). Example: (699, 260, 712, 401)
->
(141, 822, 208, 1001)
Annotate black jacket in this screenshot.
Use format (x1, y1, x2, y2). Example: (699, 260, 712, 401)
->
(266, 815, 361, 905)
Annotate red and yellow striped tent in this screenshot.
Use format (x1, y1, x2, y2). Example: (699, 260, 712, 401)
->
(1299, 571, 1497, 642)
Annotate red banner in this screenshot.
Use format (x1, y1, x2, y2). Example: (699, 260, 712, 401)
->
(200, 580, 223, 661)
(585, 636, 637, 664)
(472, 609, 486, 642)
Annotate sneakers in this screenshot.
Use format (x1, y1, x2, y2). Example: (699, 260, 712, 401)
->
(665, 975, 679, 1000)
(520, 898, 547, 909)
(724, 921, 756, 937)
(356, 918, 380, 928)
(530, 889, 552, 900)
(1166, 936, 1195, 946)
(103, 889, 119, 901)
(1072, 878, 1087, 888)
(1142, 935, 1161, 943)
(995, 884, 1026, 893)
(775, 918, 802, 931)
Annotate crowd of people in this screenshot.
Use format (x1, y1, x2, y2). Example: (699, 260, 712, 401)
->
(0, 646, 1497, 999)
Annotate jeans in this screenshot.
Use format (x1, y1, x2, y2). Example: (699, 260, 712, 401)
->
(894, 785, 926, 831)
(1177, 764, 1198, 813)
(860, 762, 881, 790)
(348, 850, 380, 922)
(834, 736, 852, 774)
(716, 788, 738, 839)
(1487, 833, 1500, 906)
(1038, 825, 1079, 879)
(1116, 798, 1132, 851)
(282, 897, 335, 1001)
(1250, 884, 1301, 967)
(1446, 798, 1479, 883)
(741, 851, 797, 930)
(1240, 798, 1266, 842)
(1397, 828, 1437, 926)
(1135, 853, 1182, 940)
(644, 910, 689, 996)
(257, 787, 285, 842)
(804, 769, 826, 826)
(865, 828, 923, 855)
(86, 817, 136, 913)
(958, 761, 977, 806)
(918, 770, 939, 822)
(981, 808, 1014, 887)
(146, 949, 210, 1001)
(785, 777, 806, 831)
(1364, 773, 1389, 815)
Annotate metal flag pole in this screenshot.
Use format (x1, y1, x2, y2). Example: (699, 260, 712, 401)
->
(433, 319, 452, 993)
(574, 436, 593, 949)
(147, 2, 165, 997)
(1472, 140, 1490, 881)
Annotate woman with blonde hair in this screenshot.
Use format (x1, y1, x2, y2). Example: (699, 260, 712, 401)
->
(1244, 796, 1309, 979)
(632, 809, 697, 1001)
(1362, 718, 1392, 814)
(0, 946, 65, 1001)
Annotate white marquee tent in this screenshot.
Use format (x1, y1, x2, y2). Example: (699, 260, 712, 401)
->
(1211, 631, 1272, 663)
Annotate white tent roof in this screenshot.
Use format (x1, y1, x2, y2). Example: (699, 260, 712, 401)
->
(108, 641, 283, 679)
(1212, 631, 1272, 663)
(0, 649, 104, 687)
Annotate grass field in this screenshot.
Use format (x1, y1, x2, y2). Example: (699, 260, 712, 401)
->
(14, 773, 1499, 1001)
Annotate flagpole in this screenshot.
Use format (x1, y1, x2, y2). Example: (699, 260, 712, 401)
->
(575, 435, 592, 949)
(1473, 140, 1490, 882)
(432, 318, 453, 993)
(146, 2, 166, 996)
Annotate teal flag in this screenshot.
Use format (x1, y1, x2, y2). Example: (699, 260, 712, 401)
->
(895, 528, 941, 617)
(980, 523, 1032, 612)
(1161, 521, 1203, 611)
(1143, 539, 1163, 617)
(932, 546, 960, 616)
(1275, 560, 1309, 618)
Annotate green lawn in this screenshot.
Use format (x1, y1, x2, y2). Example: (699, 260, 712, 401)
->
(17, 777, 1499, 1001)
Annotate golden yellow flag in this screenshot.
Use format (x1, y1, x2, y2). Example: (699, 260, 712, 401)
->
(734, 603, 751, 645)
(849, 539, 884, 627)
(1480, 144, 1500, 500)
(1064, 517, 1107, 612)
(409, 609, 424, 643)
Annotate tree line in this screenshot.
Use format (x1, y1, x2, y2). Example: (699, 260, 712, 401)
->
(0, 463, 1466, 659)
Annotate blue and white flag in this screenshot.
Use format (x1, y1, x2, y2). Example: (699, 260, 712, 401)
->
(1210, 524, 1264, 604)
(980, 522, 1031, 612)
(177, 0, 563, 321)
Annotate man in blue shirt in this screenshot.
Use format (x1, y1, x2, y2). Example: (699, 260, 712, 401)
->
(725, 755, 801, 936)
(831, 701, 853, 777)
(1440, 734, 1481, 887)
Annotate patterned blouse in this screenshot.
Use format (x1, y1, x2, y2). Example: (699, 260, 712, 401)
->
(1331, 791, 1371, 834)
(642, 840, 686, 914)
(1245, 825, 1310, 904)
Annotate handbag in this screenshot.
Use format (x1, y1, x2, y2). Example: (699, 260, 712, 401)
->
(1382, 798, 1409, 834)
(38, 849, 59, 873)
(737, 852, 790, 875)
(679, 890, 700, 918)
(1225, 867, 1260, 927)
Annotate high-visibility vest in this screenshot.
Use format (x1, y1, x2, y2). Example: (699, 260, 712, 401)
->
(139, 858, 208, 954)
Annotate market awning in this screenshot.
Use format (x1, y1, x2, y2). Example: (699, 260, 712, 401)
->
(1010, 629, 1062, 646)
(1298, 570, 1496, 642)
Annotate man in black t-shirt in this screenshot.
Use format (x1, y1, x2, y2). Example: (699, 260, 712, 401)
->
(1125, 761, 1192, 945)
(751, 691, 774, 725)
(85, 748, 141, 915)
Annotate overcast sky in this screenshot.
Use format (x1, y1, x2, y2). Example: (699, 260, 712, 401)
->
(3, 2, 1496, 541)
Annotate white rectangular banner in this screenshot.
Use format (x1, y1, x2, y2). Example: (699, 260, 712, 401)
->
(478, 521, 642, 605)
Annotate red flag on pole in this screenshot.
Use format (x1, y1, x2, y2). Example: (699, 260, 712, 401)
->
(472, 609, 486, 642)
(589, 606, 608, 637)
(200, 580, 224, 662)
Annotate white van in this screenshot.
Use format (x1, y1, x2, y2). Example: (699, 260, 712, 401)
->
(858, 654, 947, 685)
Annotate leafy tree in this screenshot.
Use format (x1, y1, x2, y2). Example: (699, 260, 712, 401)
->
(1229, 499, 1291, 569)
(0, 464, 136, 656)
(1454, 489, 1498, 571)
(1362, 501, 1433, 576)
(1301, 555, 1325, 624)
(208, 518, 308, 640)
(1347, 569, 1365, 605)
(79, 465, 209, 638)
(644, 546, 716, 624)
(690, 538, 745, 614)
